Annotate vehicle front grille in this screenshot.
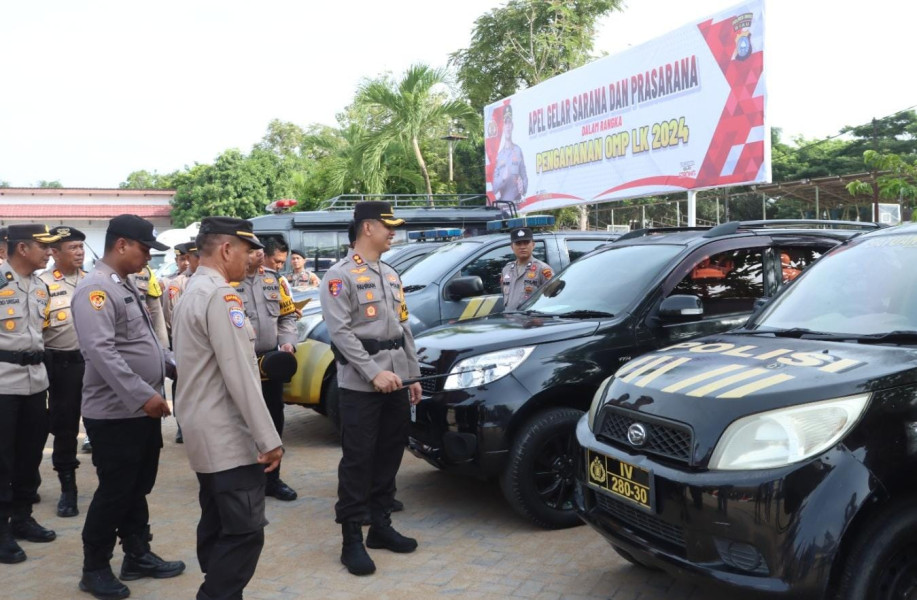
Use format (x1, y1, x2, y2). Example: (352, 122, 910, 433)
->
(419, 366, 440, 395)
(597, 408, 693, 465)
(595, 493, 686, 550)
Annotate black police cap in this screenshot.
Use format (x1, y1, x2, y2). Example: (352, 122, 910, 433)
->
(353, 201, 405, 227)
(108, 215, 169, 251)
(7, 224, 62, 243)
(510, 227, 533, 242)
(49, 226, 86, 242)
(198, 217, 264, 249)
(258, 351, 298, 383)
(173, 242, 194, 256)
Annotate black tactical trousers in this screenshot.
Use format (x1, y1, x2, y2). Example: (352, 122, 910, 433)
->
(196, 464, 267, 600)
(335, 387, 409, 524)
(45, 350, 84, 472)
(81, 416, 162, 570)
(260, 379, 284, 485)
(0, 391, 49, 513)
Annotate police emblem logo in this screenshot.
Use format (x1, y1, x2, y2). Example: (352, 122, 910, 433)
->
(732, 12, 753, 60)
(526, 271, 536, 279)
(4, 320, 13, 331)
(366, 291, 374, 301)
(365, 305, 377, 318)
(542, 268, 553, 279)
(89, 291, 107, 310)
(589, 456, 607, 484)
(6, 308, 13, 315)
(229, 307, 246, 328)
(57, 311, 67, 321)
(168, 286, 180, 300)
(328, 279, 343, 297)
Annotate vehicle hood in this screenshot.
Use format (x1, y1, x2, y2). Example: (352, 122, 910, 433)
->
(601, 334, 917, 465)
(414, 314, 600, 365)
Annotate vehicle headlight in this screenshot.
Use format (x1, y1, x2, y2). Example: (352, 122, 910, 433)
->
(296, 313, 324, 343)
(443, 347, 534, 390)
(708, 394, 869, 470)
(587, 375, 615, 431)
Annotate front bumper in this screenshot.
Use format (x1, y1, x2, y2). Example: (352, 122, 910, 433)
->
(574, 418, 876, 598)
(407, 372, 533, 479)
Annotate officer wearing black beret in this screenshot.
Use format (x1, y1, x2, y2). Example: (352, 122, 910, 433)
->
(0, 224, 61, 564)
(38, 226, 88, 518)
(320, 201, 421, 576)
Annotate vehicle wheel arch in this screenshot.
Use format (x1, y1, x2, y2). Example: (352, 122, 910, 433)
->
(503, 384, 595, 444)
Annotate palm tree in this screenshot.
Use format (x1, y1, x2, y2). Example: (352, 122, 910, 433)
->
(357, 64, 476, 202)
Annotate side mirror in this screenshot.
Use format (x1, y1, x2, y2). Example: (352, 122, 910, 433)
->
(444, 276, 484, 301)
(659, 295, 704, 319)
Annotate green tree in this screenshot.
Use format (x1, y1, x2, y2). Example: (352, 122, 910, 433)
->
(120, 169, 178, 189)
(356, 64, 477, 200)
(37, 180, 63, 188)
(847, 150, 917, 220)
(0, 181, 10, 188)
(451, 0, 623, 112)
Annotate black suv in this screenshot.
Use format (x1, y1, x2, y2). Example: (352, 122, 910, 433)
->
(576, 223, 917, 599)
(408, 221, 877, 529)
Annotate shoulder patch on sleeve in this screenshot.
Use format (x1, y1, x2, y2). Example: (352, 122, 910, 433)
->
(89, 290, 107, 310)
(229, 307, 246, 328)
(224, 293, 243, 306)
(542, 268, 553, 279)
(328, 279, 343, 297)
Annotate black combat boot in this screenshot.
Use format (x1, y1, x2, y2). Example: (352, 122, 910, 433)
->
(57, 470, 79, 518)
(0, 513, 26, 564)
(340, 522, 375, 576)
(366, 512, 417, 554)
(10, 506, 56, 543)
(79, 566, 130, 599)
(119, 529, 185, 581)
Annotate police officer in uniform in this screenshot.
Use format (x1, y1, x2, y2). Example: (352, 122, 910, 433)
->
(172, 217, 284, 600)
(492, 105, 528, 203)
(0, 226, 7, 264)
(72, 215, 185, 599)
(162, 241, 199, 334)
(500, 227, 553, 312)
(39, 226, 87, 518)
(286, 249, 320, 289)
(234, 246, 298, 501)
(320, 201, 422, 576)
(160, 241, 193, 337)
(0, 224, 60, 565)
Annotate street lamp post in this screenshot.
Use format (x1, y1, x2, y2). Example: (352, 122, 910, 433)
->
(441, 130, 467, 182)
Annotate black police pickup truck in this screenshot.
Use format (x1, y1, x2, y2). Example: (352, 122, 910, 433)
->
(409, 220, 877, 530)
(576, 223, 917, 599)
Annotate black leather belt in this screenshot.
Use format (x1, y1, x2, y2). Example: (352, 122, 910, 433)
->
(0, 350, 45, 366)
(331, 336, 406, 365)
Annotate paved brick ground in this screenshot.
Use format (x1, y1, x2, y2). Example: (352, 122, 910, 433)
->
(4, 405, 747, 600)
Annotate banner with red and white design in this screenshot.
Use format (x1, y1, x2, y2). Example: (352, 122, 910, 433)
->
(484, 0, 769, 214)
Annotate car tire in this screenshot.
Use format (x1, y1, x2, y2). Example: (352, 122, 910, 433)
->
(834, 498, 917, 600)
(500, 407, 584, 530)
(323, 374, 341, 431)
(612, 545, 660, 571)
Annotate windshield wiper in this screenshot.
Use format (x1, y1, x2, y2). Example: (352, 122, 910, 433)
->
(555, 309, 615, 319)
(402, 284, 426, 293)
(738, 327, 836, 338)
(504, 309, 554, 317)
(852, 330, 917, 345)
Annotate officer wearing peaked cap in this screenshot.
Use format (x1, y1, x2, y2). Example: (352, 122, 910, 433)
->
(0, 224, 61, 565)
(500, 227, 553, 312)
(0, 226, 8, 264)
(171, 217, 283, 600)
(320, 201, 422, 576)
(72, 214, 184, 600)
(38, 226, 88, 518)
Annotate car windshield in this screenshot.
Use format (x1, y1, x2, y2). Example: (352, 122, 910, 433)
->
(753, 232, 917, 336)
(401, 240, 484, 286)
(523, 244, 683, 317)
